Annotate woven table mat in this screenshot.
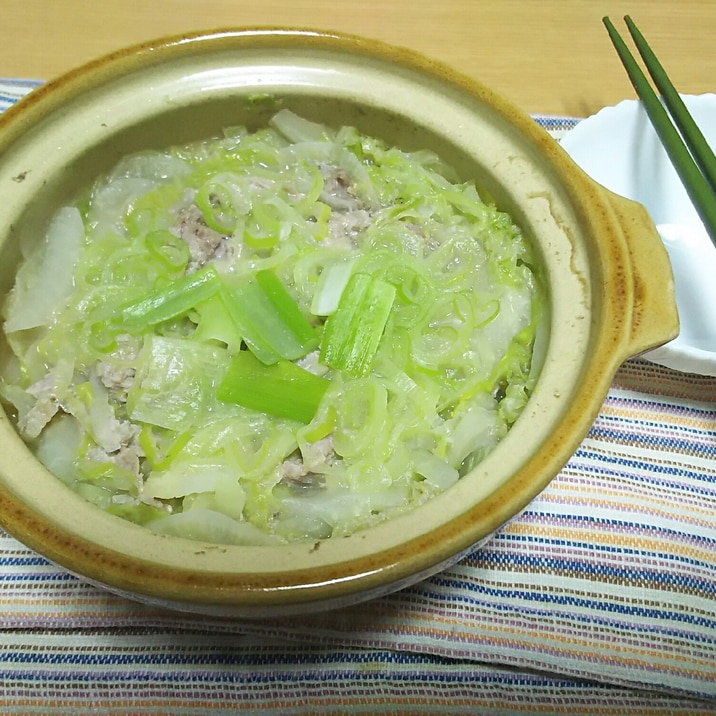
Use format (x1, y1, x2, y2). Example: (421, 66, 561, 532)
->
(1, 79, 715, 713)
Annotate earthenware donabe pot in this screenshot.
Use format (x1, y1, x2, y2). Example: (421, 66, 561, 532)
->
(0, 29, 678, 616)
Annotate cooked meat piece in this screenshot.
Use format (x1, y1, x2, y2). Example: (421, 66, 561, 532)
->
(95, 333, 140, 403)
(280, 452, 325, 490)
(279, 437, 339, 489)
(17, 373, 60, 439)
(325, 208, 372, 249)
(318, 164, 363, 211)
(84, 420, 143, 478)
(175, 204, 232, 272)
(114, 419, 142, 450)
(96, 362, 135, 403)
(299, 436, 340, 472)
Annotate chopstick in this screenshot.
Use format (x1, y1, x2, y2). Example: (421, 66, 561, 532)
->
(603, 15, 716, 247)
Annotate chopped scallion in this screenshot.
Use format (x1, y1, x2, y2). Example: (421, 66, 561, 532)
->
(319, 272, 396, 377)
(192, 293, 244, 353)
(195, 180, 239, 234)
(217, 350, 330, 423)
(255, 269, 318, 348)
(144, 230, 190, 271)
(244, 202, 282, 250)
(220, 271, 318, 365)
(119, 265, 221, 329)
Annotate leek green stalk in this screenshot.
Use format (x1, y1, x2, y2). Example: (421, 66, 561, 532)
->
(217, 350, 330, 423)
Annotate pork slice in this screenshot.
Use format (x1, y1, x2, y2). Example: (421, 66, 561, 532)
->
(318, 164, 363, 211)
(84, 419, 144, 479)
(280, 452, 325, 490)
(96, 362, 135, 403)
(95, 333, 141, 403)
(17, 373, 60, 439)
(175, 204, 232, 272)
(324, 208, 372, 249)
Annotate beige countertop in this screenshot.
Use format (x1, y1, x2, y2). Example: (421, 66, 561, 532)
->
(2, 0, 715, 117)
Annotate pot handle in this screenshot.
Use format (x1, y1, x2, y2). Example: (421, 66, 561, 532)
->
(606, 190, 680, 358)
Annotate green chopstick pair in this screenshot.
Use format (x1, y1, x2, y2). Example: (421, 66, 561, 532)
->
(603, 16, 716, 247)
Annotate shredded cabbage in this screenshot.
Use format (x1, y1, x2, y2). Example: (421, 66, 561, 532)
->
(1, 109, 545, 545)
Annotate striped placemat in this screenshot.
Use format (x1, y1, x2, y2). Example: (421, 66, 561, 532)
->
(0, 78, 41, 111)
(2, 80, 716, 713)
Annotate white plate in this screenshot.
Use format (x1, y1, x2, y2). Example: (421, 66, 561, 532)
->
(560, 94, 716, 376)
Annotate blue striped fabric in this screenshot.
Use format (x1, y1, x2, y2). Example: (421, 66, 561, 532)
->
(2, 633, 714, 714)
(0, 78, 41, 112)
(1, 80, 716, 713)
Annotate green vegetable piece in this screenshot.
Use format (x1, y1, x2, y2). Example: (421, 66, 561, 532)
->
(192, 292, 244, 353)
(319, 272, 396, 377)
(219, 284, 278, 364)
(217, 350, 329, 424)
(119, 265, 221, 329)
(195, 180, 239, 234)
(255, 270, 318, 348)
(220, 271, 319, 365)
(145, 230, 190, 271)
(106, 500, 170, 526)
(244, 202, 281, 250)
(138, 424, 193, 471)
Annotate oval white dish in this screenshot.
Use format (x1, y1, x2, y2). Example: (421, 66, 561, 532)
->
(561, 94, 716, 376)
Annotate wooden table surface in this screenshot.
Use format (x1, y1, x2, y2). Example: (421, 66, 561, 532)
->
(2, 0, 715, 117)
